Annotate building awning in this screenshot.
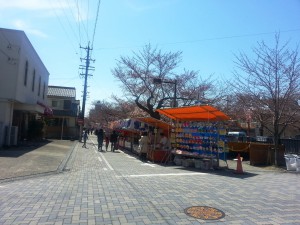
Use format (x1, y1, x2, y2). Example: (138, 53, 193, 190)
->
(156, 105, 230, 121)
(14, 103, 44, 114)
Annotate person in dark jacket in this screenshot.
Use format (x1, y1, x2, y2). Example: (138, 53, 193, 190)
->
(105, 133, 110, 151)
(110, 130, 118, 152)
(96, 129, 104, 151)
(82, 130, 88, 148)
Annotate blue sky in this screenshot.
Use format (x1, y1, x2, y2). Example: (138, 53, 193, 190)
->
(0, 0, 299, 116)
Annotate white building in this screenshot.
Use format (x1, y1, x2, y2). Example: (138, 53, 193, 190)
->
(0, 28, 50, 147)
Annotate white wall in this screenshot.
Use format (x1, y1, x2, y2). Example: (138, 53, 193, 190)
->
(0, 28, 49, 105)
(0, 30, 20, 99)
(15, 33, 49, 105)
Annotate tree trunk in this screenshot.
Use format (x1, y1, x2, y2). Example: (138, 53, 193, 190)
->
(273, 126, 280, 166)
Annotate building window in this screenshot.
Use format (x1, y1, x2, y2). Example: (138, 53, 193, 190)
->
(64, 100, 72, 109)
(52, 100, 58, 108)
(24, 61, 28, 86)
(32, 70, 35, 92)
(52, 100, 62, 108)
(43, 82, 45, 99)
(38, 76, 41, 96)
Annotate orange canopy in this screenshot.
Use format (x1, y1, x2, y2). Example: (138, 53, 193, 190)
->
(134, 117, 173, 131)
(156, 105, 230, 121)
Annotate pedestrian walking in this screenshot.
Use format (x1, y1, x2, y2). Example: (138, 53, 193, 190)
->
(82, 130, 88, 148)
(105, 134, 110, 151)
(110, 130, 118, 152)
(96, 128, 104, 151)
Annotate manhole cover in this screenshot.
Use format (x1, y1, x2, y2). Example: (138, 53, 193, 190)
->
(184, 206, 225, 220)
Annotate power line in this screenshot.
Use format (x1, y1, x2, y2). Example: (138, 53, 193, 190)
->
(156, 28, 300, 46)
(48, 0, 78, 54)
(91, 0, 102, 48)
(49, 76, 78, 80)
(87, 0, 90, 43)
(94, 28, 300, 51)
(65, 0, 83, 44)
(76, 0, 89, 45)
(57, 0, 80, 44)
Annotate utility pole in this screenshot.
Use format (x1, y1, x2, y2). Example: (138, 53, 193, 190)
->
(79, 42, 95, 141)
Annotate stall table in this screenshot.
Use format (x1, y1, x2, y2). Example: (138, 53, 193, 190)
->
(148, 149, 172, 163)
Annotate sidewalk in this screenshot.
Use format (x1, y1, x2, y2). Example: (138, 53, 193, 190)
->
(0, 139, 76, 182)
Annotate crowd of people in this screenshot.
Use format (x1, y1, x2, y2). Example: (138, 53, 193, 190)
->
(81, 128, 119, 151)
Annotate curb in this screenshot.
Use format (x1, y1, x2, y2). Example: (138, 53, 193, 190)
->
(57, 141, 78, 172)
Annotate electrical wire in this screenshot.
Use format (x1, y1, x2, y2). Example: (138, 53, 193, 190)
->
(57, 0, 80, 44)
(76, 0, 89, 45)
(156, 28, 300, 46)
(48, 0, 78, 54)
(87, 0, 90, 43)
(91, 0, 102, 48)
(93, 28, 300, 51)
(66, 0, 82, 43)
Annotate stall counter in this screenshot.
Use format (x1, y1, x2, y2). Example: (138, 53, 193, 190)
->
(148, 148, 172, 163)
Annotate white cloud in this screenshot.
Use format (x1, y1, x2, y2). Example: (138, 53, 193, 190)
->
(0, 0, 88, 21)
(0, 0, 71, 10)
(13, 19, 48, 38)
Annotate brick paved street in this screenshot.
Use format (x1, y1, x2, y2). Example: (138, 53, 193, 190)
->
(0, 136, 299, 225)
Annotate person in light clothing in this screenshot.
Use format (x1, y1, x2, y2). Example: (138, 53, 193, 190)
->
(159, 133, 168, 150)
(139, 132, 149, 161)
(82, 130, 88, 148)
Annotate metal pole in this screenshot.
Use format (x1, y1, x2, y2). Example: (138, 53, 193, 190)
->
(81, 44, 90, 119)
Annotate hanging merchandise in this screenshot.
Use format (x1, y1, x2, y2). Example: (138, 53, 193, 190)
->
(174, 121, 227, 159)
(156, 105, 230, 169)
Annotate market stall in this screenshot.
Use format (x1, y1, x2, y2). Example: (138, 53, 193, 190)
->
(109, 117, 173, 160)
(134, 117, 173, 163)
(156, 105, 230, 169)
(109, 119, 141, 153)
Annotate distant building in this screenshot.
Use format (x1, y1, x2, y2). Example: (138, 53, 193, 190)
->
(45, 86, 80, 139)
(0, 28, 50, 147)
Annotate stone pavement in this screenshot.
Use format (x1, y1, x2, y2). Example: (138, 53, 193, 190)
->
(0, 139, 76, 181)
(0, 136, 299, 225)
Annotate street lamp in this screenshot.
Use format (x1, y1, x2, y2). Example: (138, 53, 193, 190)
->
(153, 78, 177, 107)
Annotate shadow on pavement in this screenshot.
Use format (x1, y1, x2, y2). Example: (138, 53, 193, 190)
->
(171, 166, 259, 179)
(0, 139, 51, 158)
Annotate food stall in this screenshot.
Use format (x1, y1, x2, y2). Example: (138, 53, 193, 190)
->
(134, 117, 173, 163)
(110, 117, 173, 160)
(156, 105, 230, 169)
